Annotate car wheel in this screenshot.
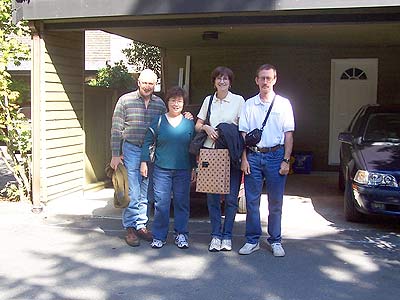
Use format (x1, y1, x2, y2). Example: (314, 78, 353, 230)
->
(344, 181, 363, 222)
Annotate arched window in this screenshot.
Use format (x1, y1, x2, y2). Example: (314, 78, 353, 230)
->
(340, 68, 367, 80)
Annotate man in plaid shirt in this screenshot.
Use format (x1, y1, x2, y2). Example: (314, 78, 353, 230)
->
(110, 69, 166, 247)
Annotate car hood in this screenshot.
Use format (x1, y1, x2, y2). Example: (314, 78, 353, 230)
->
(359, 143, 400, 171)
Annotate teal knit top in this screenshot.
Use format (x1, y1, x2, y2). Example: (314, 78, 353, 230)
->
(141, 114, 195, 170)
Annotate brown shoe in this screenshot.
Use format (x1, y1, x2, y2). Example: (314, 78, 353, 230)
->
(135, 227, 152, 242)
(125, 227, 140, 247)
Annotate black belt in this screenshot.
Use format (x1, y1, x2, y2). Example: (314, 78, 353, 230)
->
(248, 144, 284, 153)
(124, 140, 141, 147)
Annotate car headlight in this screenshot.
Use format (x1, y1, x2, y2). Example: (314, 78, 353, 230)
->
(354, 170, 398, 187)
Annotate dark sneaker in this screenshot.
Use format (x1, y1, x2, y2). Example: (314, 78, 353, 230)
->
(135, 227, 152, 241)
(125, 227, 140, 247)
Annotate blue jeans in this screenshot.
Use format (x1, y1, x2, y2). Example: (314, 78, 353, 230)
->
(244, 147, 287, 244)
(207, 167, 242, 240)
(152, 166, 191, 241)
(122, 142, 149, 230)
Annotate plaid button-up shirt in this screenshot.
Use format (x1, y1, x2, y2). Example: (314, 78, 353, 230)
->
(111, 90, 166, 156)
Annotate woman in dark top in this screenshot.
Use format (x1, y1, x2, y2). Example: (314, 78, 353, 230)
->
(140, 86, 195, 249)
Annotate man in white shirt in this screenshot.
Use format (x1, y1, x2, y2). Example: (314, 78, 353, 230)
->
(238, 64, 295, 257)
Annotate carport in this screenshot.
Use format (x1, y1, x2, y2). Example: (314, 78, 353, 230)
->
(12, 0, 400, 208)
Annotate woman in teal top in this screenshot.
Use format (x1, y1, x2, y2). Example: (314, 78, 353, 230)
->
(140, 86, 195, 249)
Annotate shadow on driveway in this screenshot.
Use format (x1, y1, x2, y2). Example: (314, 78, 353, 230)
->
(0, 172, 399, 300)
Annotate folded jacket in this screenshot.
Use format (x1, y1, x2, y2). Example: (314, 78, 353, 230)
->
(105, 163, 130, 208)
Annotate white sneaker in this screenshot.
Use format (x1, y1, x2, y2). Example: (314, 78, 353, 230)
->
(151, 239, 165, 249)
(208, 237, 221, 252)
(238, 242, 260, 255)
(175, 234, 189, 249)
(220, 239, 232, 251)
(270, 242, 285, 257)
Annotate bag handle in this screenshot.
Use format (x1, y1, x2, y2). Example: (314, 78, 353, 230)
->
(260, 95, 276, 131)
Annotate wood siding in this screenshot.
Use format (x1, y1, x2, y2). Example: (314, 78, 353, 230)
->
(42, 31, 84, 201)
(84, 86, 116, 185)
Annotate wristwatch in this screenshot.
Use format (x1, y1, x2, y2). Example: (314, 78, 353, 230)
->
(282, 158, 290, 164)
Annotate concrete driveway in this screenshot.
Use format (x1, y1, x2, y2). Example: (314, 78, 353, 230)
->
(0, 172, 399, 300)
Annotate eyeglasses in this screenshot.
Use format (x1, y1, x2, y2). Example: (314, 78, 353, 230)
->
(168, 99, 184, 104)
(258, 76, 275, 83)
(216, 76, 230, 82)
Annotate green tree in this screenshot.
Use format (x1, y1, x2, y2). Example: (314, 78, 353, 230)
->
(122, 41, 161, 77)
(0, 0, 32, 202)
(88, 60, 135, 91)
(9, 77, 30, 105)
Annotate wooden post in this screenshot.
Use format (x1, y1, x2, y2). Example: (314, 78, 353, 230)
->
(160, 48, 167, 96)
(184, 55, 191, 100)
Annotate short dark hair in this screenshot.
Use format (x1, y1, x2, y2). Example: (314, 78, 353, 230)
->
(165, 86, 187, 104)
(256, 64, 277, 78)
(211, 66, 234, 85)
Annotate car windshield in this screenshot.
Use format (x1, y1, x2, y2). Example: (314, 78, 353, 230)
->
(363, 112, 400, 142)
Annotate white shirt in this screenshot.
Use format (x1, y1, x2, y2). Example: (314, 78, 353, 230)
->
(197, 91, 245, 148)
(239, 92, 295, 148)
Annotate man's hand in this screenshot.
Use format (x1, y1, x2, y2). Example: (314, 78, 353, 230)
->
(241, 158, 251, 175)
(110, 156, 123, 170)
(140, 162, 148, 177)
(279, 161, 290, 175)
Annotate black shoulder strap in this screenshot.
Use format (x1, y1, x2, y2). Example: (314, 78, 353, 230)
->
(204, 94, 214, 125)
(260, 95, 276, 131)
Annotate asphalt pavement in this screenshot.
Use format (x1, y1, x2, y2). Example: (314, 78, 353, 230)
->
(0, 172, 399, 300)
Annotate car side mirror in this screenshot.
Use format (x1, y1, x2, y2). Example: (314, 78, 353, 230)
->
(354, 136, 363, 144)
(338, 132, 354, 144)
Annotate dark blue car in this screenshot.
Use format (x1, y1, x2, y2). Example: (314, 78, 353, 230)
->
(338, 104, 400, 222)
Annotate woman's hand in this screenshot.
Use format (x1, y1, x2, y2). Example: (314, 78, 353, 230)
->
(140, 162, 148, 177)
(203, 124, 219, 141)
(191, 169, 197, 182)
(183, 111, 194, 120)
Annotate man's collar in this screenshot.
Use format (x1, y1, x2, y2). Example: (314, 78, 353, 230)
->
(135, 89, 153, 101)
(255, 92, 276, 105)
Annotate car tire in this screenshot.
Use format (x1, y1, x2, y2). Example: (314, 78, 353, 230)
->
(338, 168, 345, 191)
(344, 181, 363, 222)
